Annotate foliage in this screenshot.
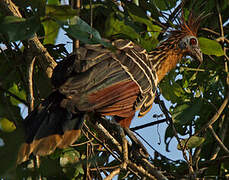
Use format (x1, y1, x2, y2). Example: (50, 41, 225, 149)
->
(0, 0, 228, 179)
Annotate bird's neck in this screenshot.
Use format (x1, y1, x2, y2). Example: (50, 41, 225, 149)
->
(149, 41, 183, 82)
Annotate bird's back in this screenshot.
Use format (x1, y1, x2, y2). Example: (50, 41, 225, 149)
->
(52, 39, 158, 126)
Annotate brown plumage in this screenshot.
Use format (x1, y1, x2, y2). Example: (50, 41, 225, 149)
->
(17, 13, 203, 164)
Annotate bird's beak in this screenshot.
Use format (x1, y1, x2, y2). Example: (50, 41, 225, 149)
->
(193, 47, 203, 63)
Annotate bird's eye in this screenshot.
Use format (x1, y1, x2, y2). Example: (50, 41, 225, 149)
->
(190, 38, 197, 46)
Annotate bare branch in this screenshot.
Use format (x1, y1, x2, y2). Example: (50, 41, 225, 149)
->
(216, 2, 224, 40)
(131, 119, 167, 131)
(127, 160, 158, 180)
(120, 128, 128, 169)
(104, 168, 120, 180)
(28, 57, 36, 112)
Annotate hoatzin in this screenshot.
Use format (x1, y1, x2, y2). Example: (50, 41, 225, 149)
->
(17, 13, 203, 164)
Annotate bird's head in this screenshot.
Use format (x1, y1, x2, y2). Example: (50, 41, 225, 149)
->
(178, 35, 202, 62)
(171, 12, 203, 63)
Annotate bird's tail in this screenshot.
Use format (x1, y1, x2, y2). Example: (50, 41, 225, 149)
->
(17, 91, 83, 164)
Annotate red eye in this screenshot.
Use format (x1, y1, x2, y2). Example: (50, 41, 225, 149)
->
(190, 38, 197, 46)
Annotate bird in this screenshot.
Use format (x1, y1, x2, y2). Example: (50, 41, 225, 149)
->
(17, 12, 203, 164)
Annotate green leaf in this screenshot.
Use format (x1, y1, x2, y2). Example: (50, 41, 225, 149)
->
(139, 33, 159, 51)
(177, 136, 205, 150)
(105, 12, 140, 40)
(171, 100, 202, 125)
(159, 80, 184, 104)
(46, 5, 79, 21)
(8, 83, 26, 106)
(0, 118, 16, 132)
(47, 0, 60, 5)
(198, 37, 224, 56)
(42, 20, 60, 44)
(126, 2, 161, 34)
(58, 16, 111, 48)
(0, 16, 40, 41)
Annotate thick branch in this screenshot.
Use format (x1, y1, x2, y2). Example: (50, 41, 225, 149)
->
(104, 168, 120, 180)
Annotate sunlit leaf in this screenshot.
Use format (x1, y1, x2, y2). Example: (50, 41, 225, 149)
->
(46, 5, 79, 21)
(0, 118, 16, 132)
(177, 136, 205, 150)
(198, 37, 224, 56)
(42, 5, 80, 45)
(47, 0, 60, 5)
(42, 20, 60, 44)
(8, 83, 26, 106)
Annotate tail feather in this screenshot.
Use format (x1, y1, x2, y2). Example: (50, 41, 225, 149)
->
(17, 91, 83, 164)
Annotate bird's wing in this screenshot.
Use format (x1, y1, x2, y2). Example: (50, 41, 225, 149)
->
(53, 39, 158, 119)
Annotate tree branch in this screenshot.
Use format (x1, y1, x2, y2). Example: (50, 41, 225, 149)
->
(104, 168, 120, 180)
(194, 92, 229, 136)
(209, 124, 229, 156)
(131, 119, 167, 131)
(154, 95, 194, 174)
(27, 57, 36, 112)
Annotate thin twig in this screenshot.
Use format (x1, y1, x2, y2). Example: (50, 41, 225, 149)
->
(154, 95, 194, 174)
(71, 138, 94, 147)
(208, 125, 229, 155)
(83, 122, 141, 179)
(28, 57, 36, 112)
(81, 128, 95, 179)
(120, 127, 128, 169)
(216, 3, 224, 40)
(83, 122, 122, 162)
(130, 119, 167, 131)
(201, 27, 220, 36)
(90, 165, 120, 171)
(134, 131, 176, 163)
(194, 92, 229, 136)
(71, 0, 80, 51)
(202, 28, 229, 44)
